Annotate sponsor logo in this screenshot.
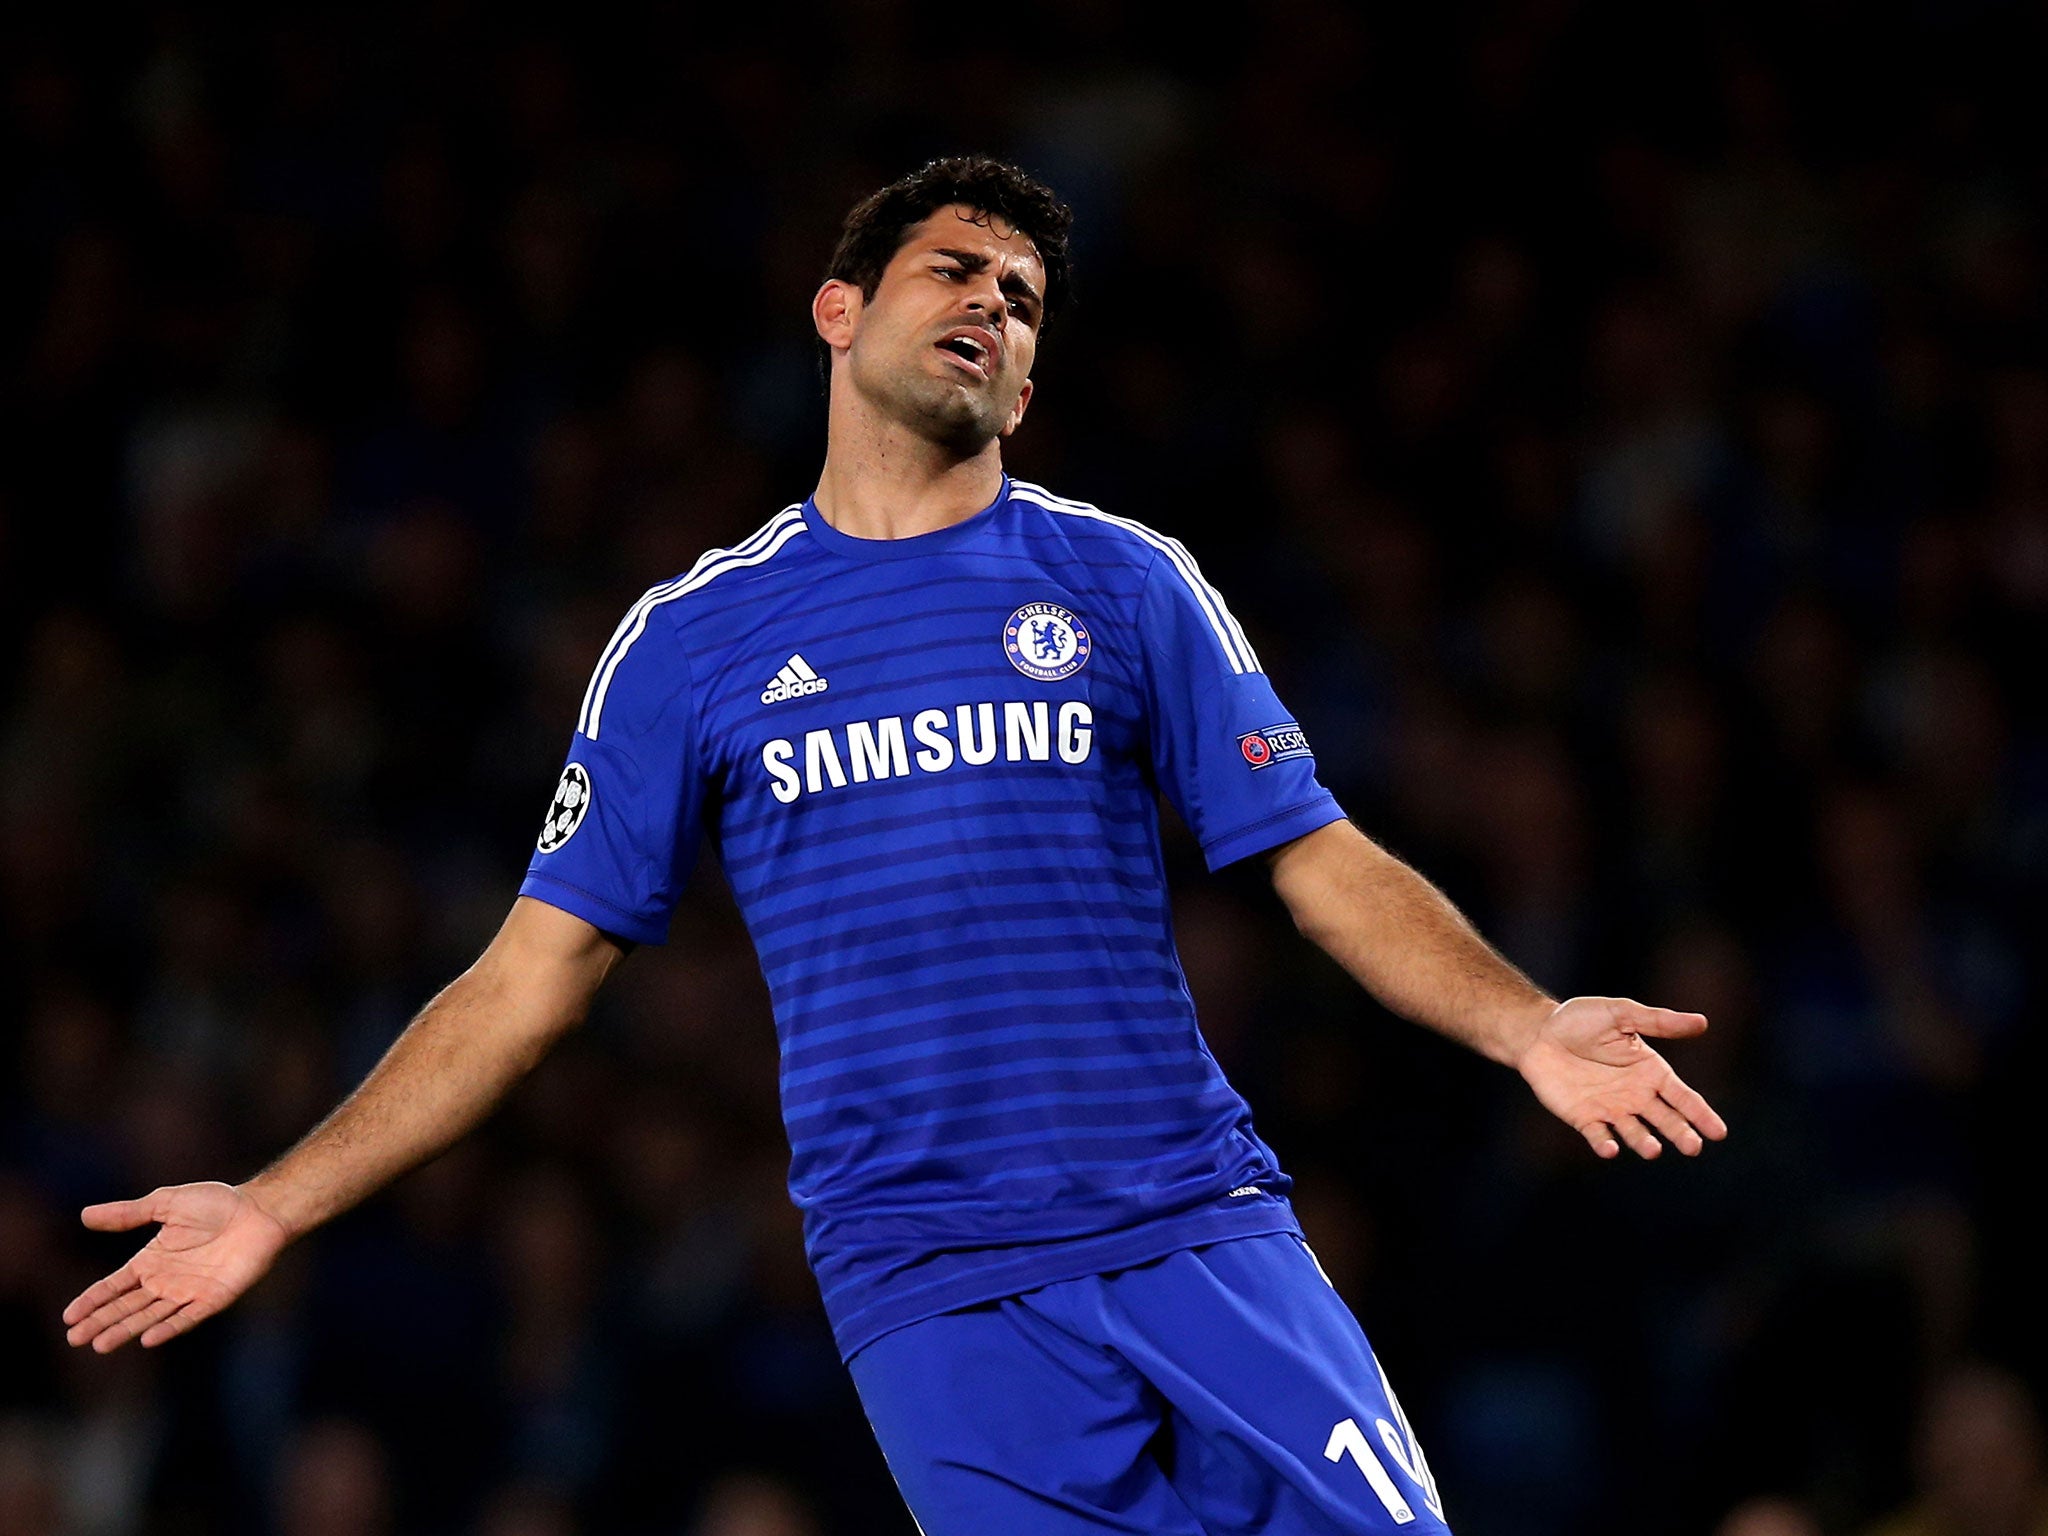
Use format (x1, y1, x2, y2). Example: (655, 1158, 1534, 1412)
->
(761, 653, 829, 704)
(1004, 602, 1091, 681)
(761, 700, 1095, 804)
(537, 763, 592, 852)
(1239, 722, 1311, 769)
(1228, 1185, 1263, 1198)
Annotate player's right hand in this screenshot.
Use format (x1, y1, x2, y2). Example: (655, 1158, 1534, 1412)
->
(62, 1181, 293, 1352)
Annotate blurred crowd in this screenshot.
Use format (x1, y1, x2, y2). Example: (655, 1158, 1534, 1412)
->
(2, 3, 2044, 1534)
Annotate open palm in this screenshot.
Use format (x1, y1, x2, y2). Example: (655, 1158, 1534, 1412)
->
(63, 1181, 291, 1352)
(1518, 996, 1729, 1159)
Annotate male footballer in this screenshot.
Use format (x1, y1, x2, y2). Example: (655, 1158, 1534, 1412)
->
(64, 156, 1726, 1534)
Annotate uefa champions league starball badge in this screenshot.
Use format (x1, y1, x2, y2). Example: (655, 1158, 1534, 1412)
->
(537, 762, 592, 852)
(1004, 602, 1091, 681)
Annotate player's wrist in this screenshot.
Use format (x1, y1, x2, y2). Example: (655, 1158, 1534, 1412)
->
(236, 1173, 310, 1246)
(1499, 995, 1561, 1072)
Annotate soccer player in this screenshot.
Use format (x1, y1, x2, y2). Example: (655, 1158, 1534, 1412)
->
(62, 156, 1727, 1533)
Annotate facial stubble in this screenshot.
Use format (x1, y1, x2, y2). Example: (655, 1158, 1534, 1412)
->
(852, 335, 1017, 457)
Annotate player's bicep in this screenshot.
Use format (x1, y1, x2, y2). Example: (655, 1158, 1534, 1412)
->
(504, 892, 626, 957)
(485, 895, 630, 999)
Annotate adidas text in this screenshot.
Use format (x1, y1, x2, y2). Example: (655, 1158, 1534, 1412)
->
(761, 654, 830, 705)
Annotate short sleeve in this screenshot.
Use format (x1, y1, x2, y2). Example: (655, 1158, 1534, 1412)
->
(519, 598, 705, 945)
(1136, 545, 1346, 870)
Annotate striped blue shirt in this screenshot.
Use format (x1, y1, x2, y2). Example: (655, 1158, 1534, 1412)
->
(520, 474, 1347, 1359)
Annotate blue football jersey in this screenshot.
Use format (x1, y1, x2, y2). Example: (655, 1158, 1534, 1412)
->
(520, 474, 1348, 1359)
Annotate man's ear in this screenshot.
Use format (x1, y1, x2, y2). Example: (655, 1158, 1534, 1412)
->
(813, 279, 859, 353)
(999, 376, 1035, 438)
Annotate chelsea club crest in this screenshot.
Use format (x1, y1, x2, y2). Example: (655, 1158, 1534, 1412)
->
(1004, 602, 1091, 681)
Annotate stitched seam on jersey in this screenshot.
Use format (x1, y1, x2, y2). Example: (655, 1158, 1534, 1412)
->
(520, 871, 660, 937)
(1202, 797, 1342, 856)
(582, 507, 805, 738)
(1010, 481, 1261, 674)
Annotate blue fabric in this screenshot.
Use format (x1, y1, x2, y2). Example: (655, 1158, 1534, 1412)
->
(519, 475, 1348, 1358)
(848, 1232, 1453, 1535)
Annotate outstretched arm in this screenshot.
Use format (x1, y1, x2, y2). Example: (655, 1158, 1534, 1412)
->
(1266, 818, 1727, 1160)
(63, 895, 624, 1352)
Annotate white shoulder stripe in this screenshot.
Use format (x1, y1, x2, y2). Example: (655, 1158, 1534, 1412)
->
(577, 504, 800, 734)
(578, 505, 801, 728)
(1009, 481, 1262, 674)
(579, 504, 806, 738)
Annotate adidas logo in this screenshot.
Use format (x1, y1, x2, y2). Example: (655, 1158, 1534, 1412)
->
(760, 653, 829, 705)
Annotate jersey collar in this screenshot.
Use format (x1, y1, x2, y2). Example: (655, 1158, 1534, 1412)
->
(802, 473, 1012, 561)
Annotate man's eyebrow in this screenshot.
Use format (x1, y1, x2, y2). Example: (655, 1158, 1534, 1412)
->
(932, 247, 1043, 311)
(1000, 271, 1044, 311)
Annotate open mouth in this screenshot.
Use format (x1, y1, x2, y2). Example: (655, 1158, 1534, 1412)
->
(935, 330, 995, 380)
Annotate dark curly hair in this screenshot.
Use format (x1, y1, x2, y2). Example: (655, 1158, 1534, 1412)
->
(822, 156, 1075, 352)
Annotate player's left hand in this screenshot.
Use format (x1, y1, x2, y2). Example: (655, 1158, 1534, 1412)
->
(1515, 996, 1728, 1160)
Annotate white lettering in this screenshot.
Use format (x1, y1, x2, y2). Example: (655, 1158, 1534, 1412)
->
(761, 676, 828, 704)
(765, 702, 1094, 802)
(957, 702, 997, 765)
(1004, 700, 1050, 762)
(804, 729, 847, 794)
(912, 708, 954, 772)
(847, 717, 909, 783)
(1058, 701, 1093, 764)
(763, 739, 800, 803)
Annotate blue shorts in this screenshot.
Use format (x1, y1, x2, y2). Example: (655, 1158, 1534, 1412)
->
(847, 1232, 1452, 1534)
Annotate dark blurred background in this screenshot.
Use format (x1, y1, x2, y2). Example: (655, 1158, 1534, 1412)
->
(3, 3, 2045, 1534)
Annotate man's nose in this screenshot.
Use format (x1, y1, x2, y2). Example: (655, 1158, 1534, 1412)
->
(962, 276, 1007, 326)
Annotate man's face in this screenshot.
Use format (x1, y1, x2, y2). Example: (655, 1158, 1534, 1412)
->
(822, 203, 1045, 453)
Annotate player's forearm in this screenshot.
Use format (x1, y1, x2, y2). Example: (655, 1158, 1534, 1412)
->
(241, 911, 614, 1239)
(240, 966, 551, 1238)
(1269, 819, 1554, 1067)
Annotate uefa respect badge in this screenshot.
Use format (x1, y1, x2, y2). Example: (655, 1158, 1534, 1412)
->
(1238, 722, 1311, 769)
(1004, 602, 1092, 681)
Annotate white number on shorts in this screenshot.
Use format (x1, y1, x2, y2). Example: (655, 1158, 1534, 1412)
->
(1373, 1361, 1444, 1520)
(1324, 1418, 1414, 1523)
(1323, 1364, 1444, 1525)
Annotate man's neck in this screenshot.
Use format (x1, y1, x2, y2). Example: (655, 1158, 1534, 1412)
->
(812, 409, 1006, 541)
